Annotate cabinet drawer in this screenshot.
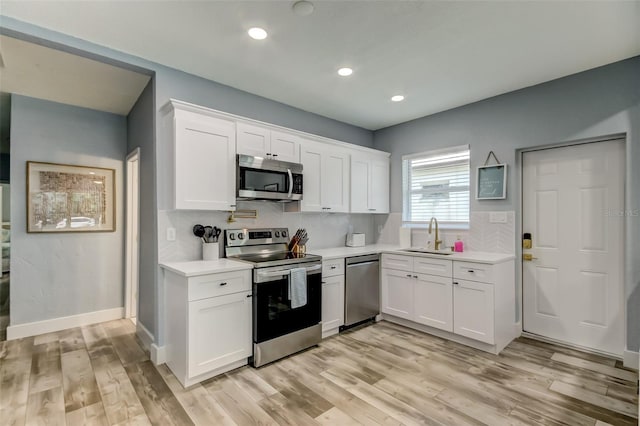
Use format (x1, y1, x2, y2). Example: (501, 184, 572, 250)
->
(188, 270, 251, 301)
(413, 257, 452, 278)
(322, 259, 345, 277)
(453, 262, 493, 283)
(381, 254, 413, 271)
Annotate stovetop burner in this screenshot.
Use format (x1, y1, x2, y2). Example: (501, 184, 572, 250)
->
(228, 251, 321, 268)
(224, 227, 322, 268)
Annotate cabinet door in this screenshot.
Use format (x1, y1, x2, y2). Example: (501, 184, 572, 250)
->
(270, 130, 300, 163)
(414, 274, 453, 332)
(236, 122, 270, 158)
(453, 279, 495, 344)
(188, 291, 252, 378)
(381, 268, 413, 320)
(350, 157, 370, 213)
(300, 142, 323, 212)
(322, 274, 345, 333)
(369, 159, 389, 213)
(175, 112, 236, 210)
(322, 151, 350, 213)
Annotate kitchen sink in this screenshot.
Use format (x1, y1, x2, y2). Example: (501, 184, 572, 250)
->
(400, 248, 453, 255)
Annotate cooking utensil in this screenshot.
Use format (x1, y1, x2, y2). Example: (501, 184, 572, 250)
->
(193, 224, 205, 239)
(213, 227, 222, 242)
(203, 226, 213, 243)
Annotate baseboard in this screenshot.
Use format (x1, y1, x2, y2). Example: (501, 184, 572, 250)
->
(513, 322, 522, 339)
(151, 344, 166, 365)
(623, 349, 639, 370)
(7, 307, 124, 340)
(136, 321, 154, 353)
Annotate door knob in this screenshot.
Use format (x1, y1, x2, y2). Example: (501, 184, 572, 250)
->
(523, 253, 538, 261)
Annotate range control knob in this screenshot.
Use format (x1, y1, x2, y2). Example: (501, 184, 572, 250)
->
(281, 230, 288, 238)
(275, 231, 280, 238)
(229, 233, 235, 240)
(237, 232, 244, 240)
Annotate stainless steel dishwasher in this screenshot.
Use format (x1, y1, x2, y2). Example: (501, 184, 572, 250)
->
(343, 254, 380, 329)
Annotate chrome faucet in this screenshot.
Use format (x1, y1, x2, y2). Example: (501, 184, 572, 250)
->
(428, 217, 442, 251)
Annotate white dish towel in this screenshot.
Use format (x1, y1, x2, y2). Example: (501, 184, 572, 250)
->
(289, 267, 307, 309)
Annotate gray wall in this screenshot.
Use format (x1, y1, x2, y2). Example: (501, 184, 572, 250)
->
(126, 80, 156, 337)
(373, 56, 640, 352)
(10, 95, 127, 324)
(1, 16, 376, 343)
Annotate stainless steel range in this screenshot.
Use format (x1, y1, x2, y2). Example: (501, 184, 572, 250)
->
(225, 227, 322, 367)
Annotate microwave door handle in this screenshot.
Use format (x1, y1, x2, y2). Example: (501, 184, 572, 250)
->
(287, 169, 293, 198)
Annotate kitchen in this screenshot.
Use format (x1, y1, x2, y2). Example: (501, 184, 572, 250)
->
(1, 2, 639, 425)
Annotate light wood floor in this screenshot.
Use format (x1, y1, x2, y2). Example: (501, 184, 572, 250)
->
(1, 319, 637, 426)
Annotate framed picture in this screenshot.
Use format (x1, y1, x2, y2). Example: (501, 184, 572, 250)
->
(27, 161, 116, 233)
(476, 164, 507, 200)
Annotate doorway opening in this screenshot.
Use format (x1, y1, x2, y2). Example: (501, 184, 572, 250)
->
(521, 137, 625, 357)
(125, 148, 140, 324)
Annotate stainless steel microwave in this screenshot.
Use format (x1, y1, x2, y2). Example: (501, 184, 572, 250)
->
(237, 154, 303, 201)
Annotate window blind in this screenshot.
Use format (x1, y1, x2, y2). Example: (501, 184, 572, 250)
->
(402, 145, 470, 226)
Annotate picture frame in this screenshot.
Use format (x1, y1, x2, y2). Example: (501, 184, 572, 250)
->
(476, 164, 507, 200)
(27, 161, 116, 233)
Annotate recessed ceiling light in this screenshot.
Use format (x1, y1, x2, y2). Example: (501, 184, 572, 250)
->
(338, 67, 353, 77)
(292, 1, 315, 16)
(391, 95, 405, 102)
(248, 27, 268, 40)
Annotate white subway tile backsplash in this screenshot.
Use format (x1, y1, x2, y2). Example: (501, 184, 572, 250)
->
(158, 201, 374, 262)
(374, 211, 515, 254)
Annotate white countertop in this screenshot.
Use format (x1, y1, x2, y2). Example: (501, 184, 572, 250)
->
(310, 244, 514, 264)
(310, 244, 402, 260)
(160, 259, 253, 277)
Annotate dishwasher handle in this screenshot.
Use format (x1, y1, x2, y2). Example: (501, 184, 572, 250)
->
(346, 260, 378, 268)
(345, 254, 379, 265)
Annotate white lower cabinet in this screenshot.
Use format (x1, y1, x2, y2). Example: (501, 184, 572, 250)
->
(414, 274, 453, 332)
(321, 258, 345, 337)
(453, 279, 494, 344)
(380, 268, 413, 320)
(164, 268, 252, 387)
(381, 253, 515, 354)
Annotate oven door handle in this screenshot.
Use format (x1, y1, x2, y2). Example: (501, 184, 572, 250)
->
(257, 264, 321, 278)
(287, 168, 293, 198)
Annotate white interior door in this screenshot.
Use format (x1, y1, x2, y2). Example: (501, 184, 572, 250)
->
(522, 140, 624, 356)
(126, 149, 140, 320)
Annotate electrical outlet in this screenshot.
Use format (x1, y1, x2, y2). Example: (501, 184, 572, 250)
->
(166, 227, 176, 241)
(489, 212, 508, 223)
(378, 225, 383, 234)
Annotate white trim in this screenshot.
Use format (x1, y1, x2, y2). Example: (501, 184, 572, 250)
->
(7, 307, 123, 340)
(623, 350, 639, 370)
(401, 143, 469, 161)
(151, 344, 166, 365)
(136, 321, 154, 352)
(125, 148, 140, 319)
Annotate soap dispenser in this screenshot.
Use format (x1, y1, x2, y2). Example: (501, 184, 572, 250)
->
(454, 236, 464, 252)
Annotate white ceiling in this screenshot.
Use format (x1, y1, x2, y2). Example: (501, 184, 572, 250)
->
(1, 1, 639, 130)
(0, 35, 150, 116)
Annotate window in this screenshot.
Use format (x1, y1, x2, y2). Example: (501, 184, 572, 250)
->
(402, 144, 470, 227)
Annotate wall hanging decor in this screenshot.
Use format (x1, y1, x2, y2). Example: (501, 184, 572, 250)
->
(27, 161, 116, 233)
(476, 151, 507, 200)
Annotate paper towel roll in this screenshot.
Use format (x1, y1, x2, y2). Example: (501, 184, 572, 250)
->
(399, 227, 411, 248)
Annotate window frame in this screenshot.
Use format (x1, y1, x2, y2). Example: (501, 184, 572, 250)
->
(402, 144, 470, 230)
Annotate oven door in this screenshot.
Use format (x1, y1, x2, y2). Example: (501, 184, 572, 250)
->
(253, 264, 321, 343)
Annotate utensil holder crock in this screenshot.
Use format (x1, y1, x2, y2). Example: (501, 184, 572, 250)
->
(202, 242, 219, 261)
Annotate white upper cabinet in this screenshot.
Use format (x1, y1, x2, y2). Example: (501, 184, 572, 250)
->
(237, 122, 300, 163)
(168, 105, 236, 211)
(350, 155, 390, 213)
(299, 140, 349, 213)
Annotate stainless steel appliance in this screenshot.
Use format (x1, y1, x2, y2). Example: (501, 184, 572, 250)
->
(343, 254, 380, 329)
(225, 227, 322, 367)
(237, 154, 303, 201)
